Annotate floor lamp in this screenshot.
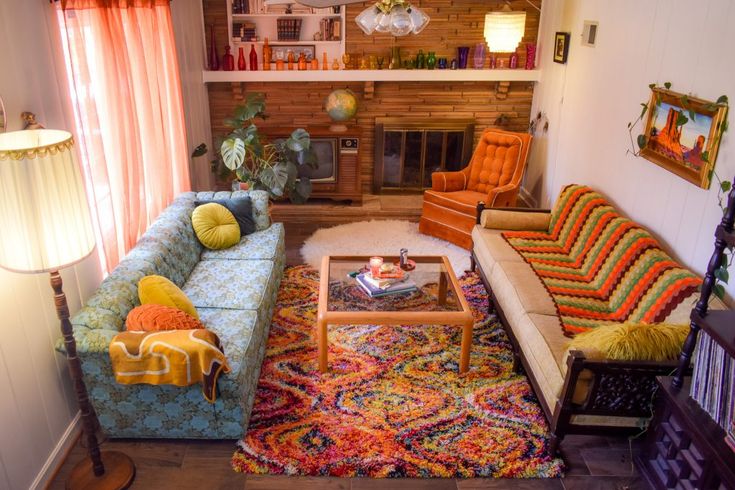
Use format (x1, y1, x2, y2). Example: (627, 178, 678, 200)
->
(0, 129, 135, 489)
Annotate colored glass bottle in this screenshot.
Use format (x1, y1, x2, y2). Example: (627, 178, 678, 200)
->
(288, 51, 295, 70)
(249, 44, 258, 71)
(509, 51, 518, 69)
(297, 52, 307, 70)
(310, 58, 318, 70)
(322, 52, 328, 70)
(426, 51, 436, 69)
(208, 25, 219, 70)
(262, 38, 271, 70)
(222, 45, 234, 71)
(237, 47, 246, 70)
(416, 49, 425, 69)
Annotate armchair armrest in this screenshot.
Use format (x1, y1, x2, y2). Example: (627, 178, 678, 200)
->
(431, 171, 467, 192)
(487, 183, 521, 207)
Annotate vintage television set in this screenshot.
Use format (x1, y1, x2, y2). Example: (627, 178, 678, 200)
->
(272, 127, 361, 203)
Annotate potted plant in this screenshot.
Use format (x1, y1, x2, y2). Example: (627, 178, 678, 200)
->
(219, 93, 315, 203)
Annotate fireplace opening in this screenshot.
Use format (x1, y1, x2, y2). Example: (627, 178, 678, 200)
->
(374, 118, 474, 193)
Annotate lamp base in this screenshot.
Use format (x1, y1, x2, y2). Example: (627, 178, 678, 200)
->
(329, 123, 348, 133)
(67, 451, 135, 490)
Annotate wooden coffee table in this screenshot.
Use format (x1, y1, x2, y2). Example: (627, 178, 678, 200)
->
(317, 255, 474, 374)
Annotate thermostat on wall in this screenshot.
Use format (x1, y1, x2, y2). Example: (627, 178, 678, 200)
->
(582, 20, 599, 47)
(340, 138, 358, 154)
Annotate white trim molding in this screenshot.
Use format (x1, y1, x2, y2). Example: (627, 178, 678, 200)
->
(30, 411, 81, 490)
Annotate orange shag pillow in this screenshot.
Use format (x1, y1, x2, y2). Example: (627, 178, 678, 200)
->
(126, 304, 205, 332)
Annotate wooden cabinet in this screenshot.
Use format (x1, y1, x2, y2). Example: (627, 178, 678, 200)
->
(637, 377, 735, 490)
(637, 181, 735, 489)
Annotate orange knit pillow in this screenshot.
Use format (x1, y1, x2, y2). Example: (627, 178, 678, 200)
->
(126, 304, 204, 332)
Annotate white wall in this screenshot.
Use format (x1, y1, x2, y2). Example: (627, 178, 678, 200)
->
(528, 0, 735, 298)
(0, 1, 104, 489)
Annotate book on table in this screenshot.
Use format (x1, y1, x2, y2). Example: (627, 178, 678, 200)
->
(355, 272, 417, 298)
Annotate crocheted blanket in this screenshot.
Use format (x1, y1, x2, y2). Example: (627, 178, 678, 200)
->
(502, 185, 701, 336)
(109, 329, 230, 402)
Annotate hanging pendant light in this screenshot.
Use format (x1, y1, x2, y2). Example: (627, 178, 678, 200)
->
(355, 0, 429, 36)
(484, 4, 526, 53)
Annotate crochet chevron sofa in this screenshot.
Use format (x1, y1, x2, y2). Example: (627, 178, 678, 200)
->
(59, 190, 284, 438)
(471, 184, 709, 450)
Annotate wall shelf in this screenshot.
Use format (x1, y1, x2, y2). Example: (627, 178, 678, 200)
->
(202, 69, 542, 83)
(232, 13, 342, 19)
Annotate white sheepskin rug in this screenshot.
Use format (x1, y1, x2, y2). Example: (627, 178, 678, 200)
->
(300, 220, 471, 276)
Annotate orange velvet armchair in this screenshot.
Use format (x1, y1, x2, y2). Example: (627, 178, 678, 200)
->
(418, 129, 532, 249)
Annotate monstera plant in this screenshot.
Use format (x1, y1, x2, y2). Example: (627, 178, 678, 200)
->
(219, 93, 315, 203)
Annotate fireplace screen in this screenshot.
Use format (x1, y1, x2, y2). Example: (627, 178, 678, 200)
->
(374, 119, 474, 193)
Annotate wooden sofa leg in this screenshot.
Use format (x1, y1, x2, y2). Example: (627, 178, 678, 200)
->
(549, 433, 563, 456)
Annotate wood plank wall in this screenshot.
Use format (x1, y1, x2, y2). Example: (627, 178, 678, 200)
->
(203, 0, 540, 193)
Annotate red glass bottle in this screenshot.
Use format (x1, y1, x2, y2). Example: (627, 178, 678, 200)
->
(249, 44, 259, 71)
(238, 47, 247, 70)
(222, 45, 235, 71)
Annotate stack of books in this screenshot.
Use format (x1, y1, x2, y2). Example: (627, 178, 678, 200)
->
(319, 17, 341, 41)
(232, 0, 249, 14)
(233, 22, 257, 42)
(355, 271, 417, 298)
(690, 332, 735, 451)
(276, 18, 302, 41)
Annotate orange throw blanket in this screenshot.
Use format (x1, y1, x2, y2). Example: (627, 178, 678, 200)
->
(109, 329, 230, 402)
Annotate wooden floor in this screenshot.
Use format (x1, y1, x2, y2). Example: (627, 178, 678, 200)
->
(50, 196, 648, 490)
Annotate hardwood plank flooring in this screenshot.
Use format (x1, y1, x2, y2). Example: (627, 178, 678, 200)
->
(49, 196, 648, 489)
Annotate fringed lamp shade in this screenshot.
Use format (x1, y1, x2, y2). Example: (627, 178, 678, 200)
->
(0, 129, 95, 273)
(484, 9, 526, 53)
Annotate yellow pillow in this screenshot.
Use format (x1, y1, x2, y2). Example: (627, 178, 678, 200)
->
(567, 323, 689, 361)
(138, 275, 199, 319)
(192, 203, 240, 250)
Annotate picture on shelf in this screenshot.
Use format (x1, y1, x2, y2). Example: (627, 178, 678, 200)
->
(640, 87, 727, 189)
(271, 45, 316, 62)
(553, 32, 570, 63)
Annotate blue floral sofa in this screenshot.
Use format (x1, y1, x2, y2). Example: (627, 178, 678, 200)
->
(59, 190, 284, 438)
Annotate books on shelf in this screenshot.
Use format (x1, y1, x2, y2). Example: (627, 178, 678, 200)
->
(355, 272, 417, 298)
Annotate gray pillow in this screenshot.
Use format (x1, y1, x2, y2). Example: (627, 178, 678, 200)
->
(194, 197, 255, 236)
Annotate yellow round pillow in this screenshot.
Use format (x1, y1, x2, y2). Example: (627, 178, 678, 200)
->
(138, 275, 199, 319)
(192, 203, 240, 250)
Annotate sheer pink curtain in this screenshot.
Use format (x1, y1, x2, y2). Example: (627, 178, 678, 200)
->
(57, 0, 191, 273)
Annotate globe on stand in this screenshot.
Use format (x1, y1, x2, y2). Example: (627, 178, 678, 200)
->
(324, 89, 358, 133)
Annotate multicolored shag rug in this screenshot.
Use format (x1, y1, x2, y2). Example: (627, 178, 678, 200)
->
(232, 265, 564, 478)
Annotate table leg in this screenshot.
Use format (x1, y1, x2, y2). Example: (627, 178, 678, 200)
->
(438, 271, 448, 306)
(318, 318, 328, 373)
(459, 318, 473, 374)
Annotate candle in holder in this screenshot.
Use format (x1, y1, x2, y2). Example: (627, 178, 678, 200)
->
(369, 256, 383, 277)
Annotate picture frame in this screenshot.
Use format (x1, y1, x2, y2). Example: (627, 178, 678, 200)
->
(553, 32, 570, 64)
(640, 88, 728, 189)
(270, 44, 316, 63)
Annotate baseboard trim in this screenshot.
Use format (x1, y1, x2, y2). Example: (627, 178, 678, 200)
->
(518, 187, 538, 208)
(31, 411, 81, 490)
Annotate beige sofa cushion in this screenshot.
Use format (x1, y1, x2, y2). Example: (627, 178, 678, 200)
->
(471, 226, 525, 276)
(488, 260, 557, 328)
(509, 312, 566, 410)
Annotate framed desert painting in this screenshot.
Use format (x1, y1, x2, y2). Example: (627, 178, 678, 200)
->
(641, 88, 727, 189)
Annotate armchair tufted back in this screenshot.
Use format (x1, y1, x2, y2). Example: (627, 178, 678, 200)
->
(464, 129, 531, 194)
